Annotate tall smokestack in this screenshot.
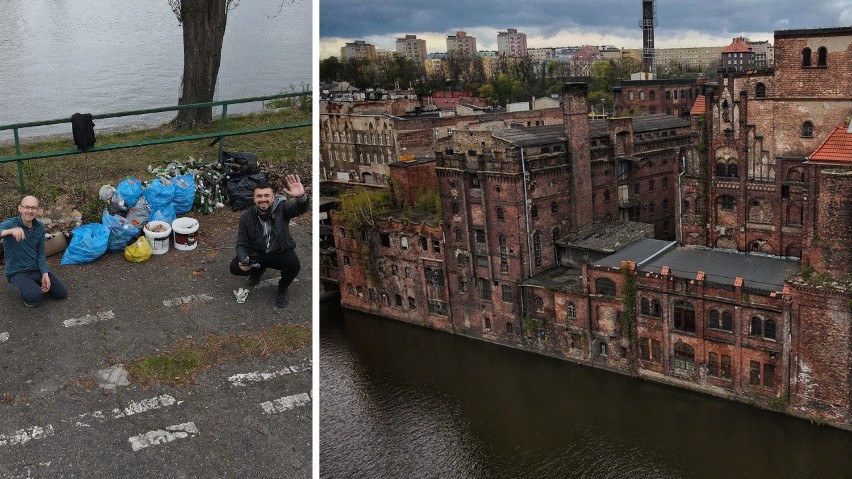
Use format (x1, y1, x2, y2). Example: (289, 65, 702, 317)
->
(641, 0, 656, 75)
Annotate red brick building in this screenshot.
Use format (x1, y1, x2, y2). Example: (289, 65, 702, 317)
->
(327, 26, 852, 429)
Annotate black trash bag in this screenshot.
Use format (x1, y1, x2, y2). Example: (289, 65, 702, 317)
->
(71, 113, 96, 151)
(220, 151, 259, 176)
(227, 172, 268, 211)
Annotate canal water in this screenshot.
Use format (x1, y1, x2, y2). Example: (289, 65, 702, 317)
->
(0, 0, 311, 139)
(320, 300, 852, 478)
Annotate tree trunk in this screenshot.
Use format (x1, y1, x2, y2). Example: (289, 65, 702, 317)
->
(173, 0, 227, 127)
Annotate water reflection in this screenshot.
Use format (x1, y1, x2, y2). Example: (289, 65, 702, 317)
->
(321, 301, 852, 478)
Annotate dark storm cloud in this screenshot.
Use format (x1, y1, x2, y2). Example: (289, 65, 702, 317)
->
(320, 0, 849, 39)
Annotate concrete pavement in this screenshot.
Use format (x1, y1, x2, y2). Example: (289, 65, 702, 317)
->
(0, 208, 313, 477)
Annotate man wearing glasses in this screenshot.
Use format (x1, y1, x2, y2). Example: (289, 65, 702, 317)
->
(0, 196, 68, 307)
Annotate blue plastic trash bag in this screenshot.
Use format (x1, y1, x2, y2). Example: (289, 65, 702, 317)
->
(102, 210, 140, 252)
(117, 177, 144, 208)
(143, 178, 175, 209)
(173, 173, 196, 214)
(61, 223, 110, 265)
(150, 203, 176, 225)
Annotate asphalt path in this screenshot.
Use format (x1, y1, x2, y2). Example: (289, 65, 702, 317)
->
(0, 209, 313, 478)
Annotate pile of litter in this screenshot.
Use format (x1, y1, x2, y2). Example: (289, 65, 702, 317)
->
(53, 151, 266, 265)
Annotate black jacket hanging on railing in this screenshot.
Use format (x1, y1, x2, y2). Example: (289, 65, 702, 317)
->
(71, 113, 96, 151)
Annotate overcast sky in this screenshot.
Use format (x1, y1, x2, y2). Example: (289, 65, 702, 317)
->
(319, 0, 852, 58)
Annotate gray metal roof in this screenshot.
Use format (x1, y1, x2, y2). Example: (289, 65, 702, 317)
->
(490, 114, 691, 146)
(522, 267, 585, 293)
(556, 221, 655, 253)
(594, 239, 800, 293)
(492, 124, 565, 146)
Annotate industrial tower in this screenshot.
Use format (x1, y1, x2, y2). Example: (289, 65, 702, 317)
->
(640, 0, 657, 75)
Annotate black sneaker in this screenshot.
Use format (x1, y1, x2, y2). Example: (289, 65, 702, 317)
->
(23, 300, 37, 308)
(276, 290, 289, 308)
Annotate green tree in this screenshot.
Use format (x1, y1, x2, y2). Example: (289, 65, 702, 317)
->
(320, 56, 343, 83)
(478, 83, 496, 105)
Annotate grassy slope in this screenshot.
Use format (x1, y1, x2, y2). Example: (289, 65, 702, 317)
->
(0, 108, 311, 222)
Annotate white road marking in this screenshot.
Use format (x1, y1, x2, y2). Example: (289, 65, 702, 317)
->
(0, 332, 8, 343)
(0, 425, 55, 448)
(73, 394, 181, 427)
(163, 293, 214, 307)
(63, 310, 114, 328)
(128, 422, 199, 451)
(228, 362, 312, 387)
(259, 392, 311, 415)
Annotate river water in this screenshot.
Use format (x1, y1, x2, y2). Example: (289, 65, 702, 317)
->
(0, 0, 311, 139)
(320, 301, 852, 478)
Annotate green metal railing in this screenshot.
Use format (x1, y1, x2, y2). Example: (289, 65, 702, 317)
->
(0, 92, 311, 192)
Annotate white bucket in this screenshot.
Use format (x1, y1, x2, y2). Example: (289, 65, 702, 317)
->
(144, 221, 171, 255)
(172, 217, 199, 251)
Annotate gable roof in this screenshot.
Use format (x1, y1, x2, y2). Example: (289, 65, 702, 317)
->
(723, 37, 752, 54)
(808, 126, 852, 164)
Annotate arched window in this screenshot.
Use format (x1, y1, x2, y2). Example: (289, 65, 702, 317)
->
(764, 320, 776, 340)
(709, 309, 720, 329)
(641, 298, 650, 315)
(648, 202, 655, 214)
(802, 47, 812, 67)
(496, 207, 505, 221)
(455, 228, 462, 241)
(802, 121, 813, 138)
(648, 179, 655, 191)
(727, 163, 738, 178)
(596, 278, 617, 296)
(716, 162, 727, 177)
(662, 199, 668, 211)
(817, 47, 827, 67)
(721, 311, 733, 331)
(652, 300, 661, 317)
(531, 205, 539, 219)
(634, 182, 640, 195)
(750, 316, 763, 336)
(603, 190, 611, 202)
(566, 302, 576, 319)
(552, 227, 560, 242)
(452, 202, 460, 215)
(484, 317, 491, 331)
(649, 90, 656, 101)
(533, 232, 542, 267)
(673, 342, 695, 372)
(787, 167, 804, 183)
(755, 83, 766, 98)
(533, 296, 544, 311)
(551, 201, 558, 214)
(673, 301, 695, 333)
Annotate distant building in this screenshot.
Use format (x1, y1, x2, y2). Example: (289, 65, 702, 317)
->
(340, 40, 376, 61)
(446, 31, 477, 57)
(721, 37, 755, 71)
(655, 46, 725, 72)
(613, 78, 707, 117)
(396, 35, 427, 66)
(497, 28, 528, 57)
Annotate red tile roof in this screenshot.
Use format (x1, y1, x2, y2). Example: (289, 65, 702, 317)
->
(809, 126, 852, 163)
(690, 95, 706, 116)
(723, 37, 752, 54)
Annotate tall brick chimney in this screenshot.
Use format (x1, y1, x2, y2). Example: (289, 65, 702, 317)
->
(562, 82, 593, 230)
